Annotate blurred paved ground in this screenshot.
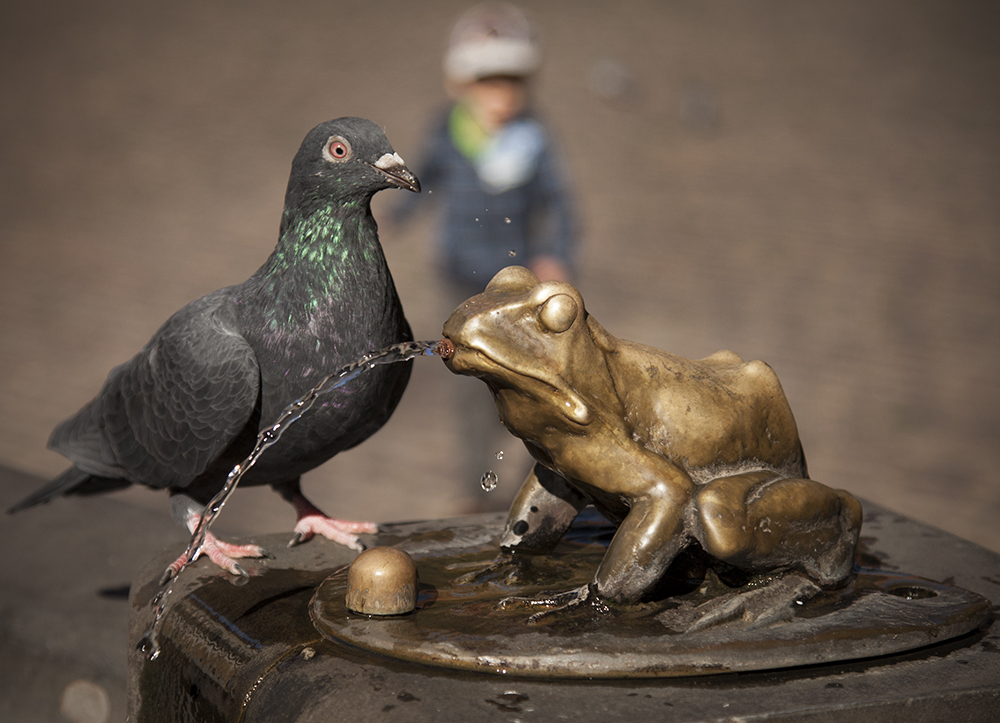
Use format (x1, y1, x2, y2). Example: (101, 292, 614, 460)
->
(0, 1, 998, 719)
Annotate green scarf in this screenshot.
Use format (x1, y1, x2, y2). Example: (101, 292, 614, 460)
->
(449, 102, 491, 161)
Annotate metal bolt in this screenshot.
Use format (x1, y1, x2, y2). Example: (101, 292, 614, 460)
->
(345, 546, 418, 616)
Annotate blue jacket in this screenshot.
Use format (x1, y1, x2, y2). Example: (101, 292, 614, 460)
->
(394, 108, 578, 288)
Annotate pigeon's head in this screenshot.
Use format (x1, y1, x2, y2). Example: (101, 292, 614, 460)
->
(286, 117, 420, 209)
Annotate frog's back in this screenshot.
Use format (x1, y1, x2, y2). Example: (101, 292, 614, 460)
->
(614, 340, 804, 479)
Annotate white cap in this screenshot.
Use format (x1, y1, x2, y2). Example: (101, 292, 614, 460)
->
(444, 3, 541, 83)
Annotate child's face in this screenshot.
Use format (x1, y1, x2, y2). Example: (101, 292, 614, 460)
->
(462, 76, 527, 133)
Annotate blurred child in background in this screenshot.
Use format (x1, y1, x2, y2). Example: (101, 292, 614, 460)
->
(394, 3, 579, 511)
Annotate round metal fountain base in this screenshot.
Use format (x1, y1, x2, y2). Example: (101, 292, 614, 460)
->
(310, 510, 991, 678)
(128, 503, 1000, 722)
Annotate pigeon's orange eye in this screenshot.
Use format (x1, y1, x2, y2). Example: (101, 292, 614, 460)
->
(323, 136, 353, 163)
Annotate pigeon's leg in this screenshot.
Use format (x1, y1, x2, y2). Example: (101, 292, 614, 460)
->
(273, 479, 378, 550)
(162, 494, 270, 582)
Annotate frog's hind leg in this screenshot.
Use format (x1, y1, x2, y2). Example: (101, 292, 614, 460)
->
(694, 473, 862, 588)
(693, 471, 777, 568)
(793, 486, 863, 586)
(681, 572, 822, 634)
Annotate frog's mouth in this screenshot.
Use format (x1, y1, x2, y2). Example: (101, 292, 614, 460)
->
(441, 339, 591, 426)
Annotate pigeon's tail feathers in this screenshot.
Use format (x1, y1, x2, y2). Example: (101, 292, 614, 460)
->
(46, 398, 129, 479)
(6, 467, 130, 514)
(48, 401, 108, 468)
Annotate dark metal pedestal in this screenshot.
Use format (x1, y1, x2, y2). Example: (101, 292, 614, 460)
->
(127, 501, 1000, 722)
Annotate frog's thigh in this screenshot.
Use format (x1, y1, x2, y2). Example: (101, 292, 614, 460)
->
(744, 478, 848, 553)
(694, 471, 777, 560)
(699, 475, 860, 573)
(743, 479, 862, 584)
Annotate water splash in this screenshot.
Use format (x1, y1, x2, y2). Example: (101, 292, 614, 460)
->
(140, 339, 447, 660)
(136, 591, 168, 660)
(495, 450, 504, 460)
(481, 470, 498, 492)
(179, 339, 442, 575)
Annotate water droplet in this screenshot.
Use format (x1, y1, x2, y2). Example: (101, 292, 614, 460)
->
(475, 218, 479, 222)
(495, 450, 504, 460)
(137, 632, 160, 660)
(508, 250, 516, 257)
(504, 217, 511, 224)
(480, 470, 498, 492)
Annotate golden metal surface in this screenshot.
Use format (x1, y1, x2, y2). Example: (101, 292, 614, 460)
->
(345, 546, 419, 616)
(443, 266, 863, 611)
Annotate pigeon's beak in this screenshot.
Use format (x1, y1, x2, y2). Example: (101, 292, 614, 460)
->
(370, 152, 421, 193)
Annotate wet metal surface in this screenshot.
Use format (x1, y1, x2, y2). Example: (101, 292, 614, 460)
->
(128, 503, 1000, 722)
(311, 510, 989, 678)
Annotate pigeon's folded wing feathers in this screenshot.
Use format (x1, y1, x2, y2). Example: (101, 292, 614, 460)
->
(50, 291, 260, 489)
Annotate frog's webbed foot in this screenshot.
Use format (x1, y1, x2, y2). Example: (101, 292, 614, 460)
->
(451, 552, 528, 589)
(682, 573, 821, 634)
(498, 583, 609, 624)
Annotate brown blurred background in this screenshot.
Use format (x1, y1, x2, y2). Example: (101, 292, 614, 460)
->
(1, 0, 998, 551)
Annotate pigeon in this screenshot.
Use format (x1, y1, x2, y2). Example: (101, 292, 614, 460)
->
(8, 117, 420, 580)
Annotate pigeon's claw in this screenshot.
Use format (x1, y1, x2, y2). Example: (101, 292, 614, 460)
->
(289, 514, 378, 551)
(284, 488, 378, 550)
(159, 566, 177, 587)
(163, 531, 269, 582)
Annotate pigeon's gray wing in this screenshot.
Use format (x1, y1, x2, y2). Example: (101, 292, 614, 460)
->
(48, 290, 260, 490)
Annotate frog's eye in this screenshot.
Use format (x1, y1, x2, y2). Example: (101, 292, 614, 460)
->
(323, 136, 353, 163)
(538, 294, 577, 333)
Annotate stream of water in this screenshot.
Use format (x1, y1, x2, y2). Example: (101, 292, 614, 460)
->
(138, 338, 448, 659)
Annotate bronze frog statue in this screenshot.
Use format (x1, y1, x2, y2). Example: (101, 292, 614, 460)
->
(441, 266, 862, 623)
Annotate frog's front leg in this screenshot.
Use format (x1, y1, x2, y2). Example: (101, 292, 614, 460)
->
(497, 582, 610, 623)
(503, 464, 694, 621)
(592, 465, 694, 603)
(456, 463, 588, 591)
(500, 462, 590, 554)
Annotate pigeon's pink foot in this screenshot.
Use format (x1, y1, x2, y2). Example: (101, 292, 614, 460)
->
(289, 514, 378, 550)
(161, 523, 270, 584)
(286, 491, 377, 549)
